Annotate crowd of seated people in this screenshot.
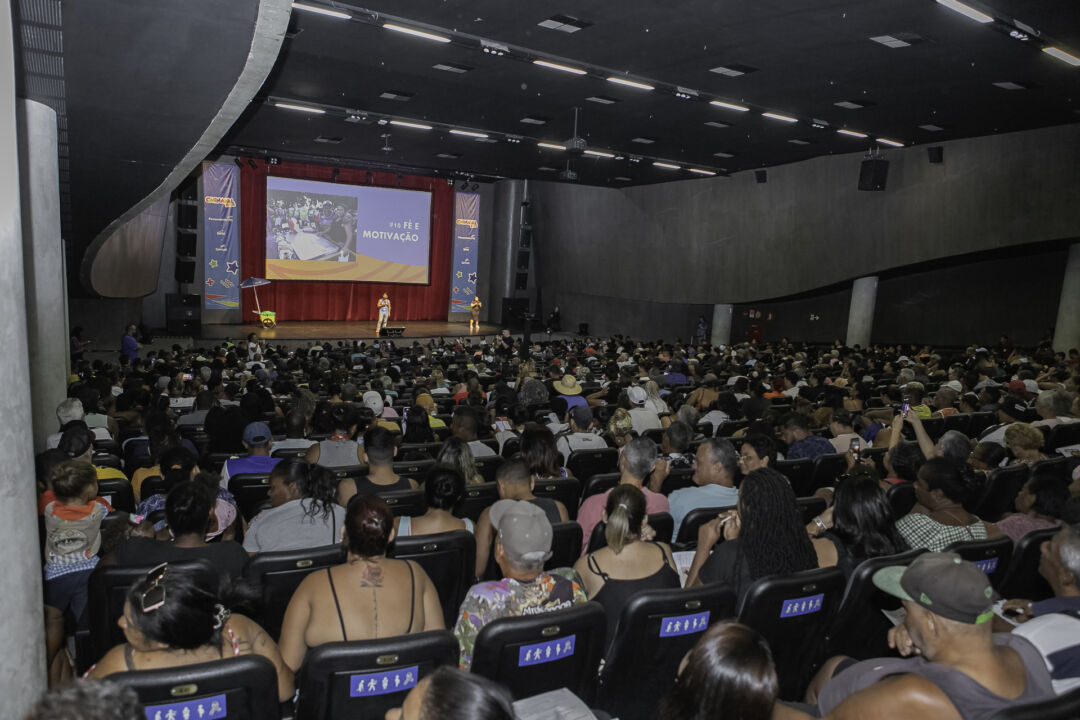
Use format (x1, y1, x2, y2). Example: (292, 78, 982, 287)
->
(27, 331, 1080, 717)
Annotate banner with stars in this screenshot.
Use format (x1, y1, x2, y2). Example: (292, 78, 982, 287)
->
(203, 161, 241, 310)
(450, 191, 479, 314)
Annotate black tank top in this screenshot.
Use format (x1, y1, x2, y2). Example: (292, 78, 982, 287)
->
(349, 475, 414, 496)
(527, 497, 563, 525)
(589, 543, 681, 649)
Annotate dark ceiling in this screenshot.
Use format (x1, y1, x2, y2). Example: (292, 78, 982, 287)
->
(219, 0, 1080, 187)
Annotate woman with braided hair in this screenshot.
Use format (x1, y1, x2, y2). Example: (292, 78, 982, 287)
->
(87, 564, 295, 702)
(573, 484, 680, 649)
(686, 467, 821, 602)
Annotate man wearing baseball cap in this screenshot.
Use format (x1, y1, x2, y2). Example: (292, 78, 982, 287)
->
(813, 552, 1053, 718)
(627, 384, 662, 436)
(555, 404, 607, 460)
(453, 499, 586, 670)
(219, 420, 281, 488)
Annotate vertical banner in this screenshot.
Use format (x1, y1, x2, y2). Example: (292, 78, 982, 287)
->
(450, 192, 480, 313)
(203, 161, 241, 309)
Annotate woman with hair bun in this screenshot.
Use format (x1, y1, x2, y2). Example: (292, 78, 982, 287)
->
(278, 495, 444, 672)
(242, 458, 344, 553)
(572, 484, 680, 649)
(87, 564, 294, 702)
(659, 621, 778, 720)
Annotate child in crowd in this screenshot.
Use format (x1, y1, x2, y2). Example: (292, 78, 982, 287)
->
(42, 461, 111, 622)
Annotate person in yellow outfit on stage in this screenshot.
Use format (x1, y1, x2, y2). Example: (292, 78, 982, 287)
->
(376, 293, 391, 334)
(469, 296, 482, 333)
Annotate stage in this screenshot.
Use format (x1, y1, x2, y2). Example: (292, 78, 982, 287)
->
(198, 320, 504, 343)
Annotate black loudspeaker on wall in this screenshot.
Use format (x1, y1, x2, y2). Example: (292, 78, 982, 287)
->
(166, 294, 201, 335)
(928, 146, 944, 164)
(755, 170, 768, 184)
(858, 159, 889, 191)
(174, 260, 196, 284)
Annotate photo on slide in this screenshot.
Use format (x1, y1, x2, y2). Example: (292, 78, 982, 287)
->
(266, 189, 358, 263)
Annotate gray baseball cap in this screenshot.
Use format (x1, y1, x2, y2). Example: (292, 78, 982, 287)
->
(873, 552, 996, 625)
(490, 499, 553, 566)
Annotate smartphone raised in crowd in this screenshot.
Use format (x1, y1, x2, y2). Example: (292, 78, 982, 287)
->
(901, 397, 910, 415)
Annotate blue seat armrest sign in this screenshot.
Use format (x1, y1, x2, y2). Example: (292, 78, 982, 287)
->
(350, 666, 419, 697)
(973, 558, 998, 574)
(519, 635, 576, 666)
(145, 693, 226, 720)
(659, 611, 710, 637)
(780, 593, 825, 618)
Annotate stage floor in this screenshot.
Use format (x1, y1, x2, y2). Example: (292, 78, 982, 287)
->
(198, 320, 504, 343)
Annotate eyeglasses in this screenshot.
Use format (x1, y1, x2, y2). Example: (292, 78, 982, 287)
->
(139, 563, 168, 614)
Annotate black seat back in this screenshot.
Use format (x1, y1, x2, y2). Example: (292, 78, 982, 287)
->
(272, 446, 312, 459)
(886, 482, 916, 518)
(987, 684, 1080, 719)
(587, 513, 674, 554)
(797, 496, 828, 525)
(138, 475, 168, 500)
(581, 472, 620, 501)
(532, 478, 581, 521)
(1047, 423, 1080, 453)
(295, 631, 460, 720)
(737, 566, 847, 700)
(96, 478, 135, 513)
(596, 585, 736, 720)
(823, 548, 927, 660)
(228, 473, 273, 521)
(567, 448, 620, 485)
(974, 465, 1030, 522)
(546, 522, 583, 569)
(675, 505, 736, 546)
(242, 545, 345, 641)
(998, 527, 1058, 601)
(1030, 455, 1068, 484)
(474, 455, 505, 484)
(376, 488, 426, 517)
(810, 454, 848, 492)
(944, 536, 1014, 589)
(471, 602, 607, 703)
(392, 459, 435, 483)
(659, 467, 696, 495)
(454, 482, 498, 521)
(774, 458, 816, 497)
(396, 442, 443, 461)
(109, 655, 281, 720)
(85, 560, 216, 672)
(388, 530, 476, 629)
(967, 412, 996, 438)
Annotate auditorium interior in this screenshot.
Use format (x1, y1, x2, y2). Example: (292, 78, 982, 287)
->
(3, 0, 1080, 717)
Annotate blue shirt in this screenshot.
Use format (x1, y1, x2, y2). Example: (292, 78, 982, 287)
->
(786, 434, 836, 461)
(121, 333, 138, 361)
(1032, 596, 1080, 617)
(220, 454, 281, 487)
(668, 483, 739, 542)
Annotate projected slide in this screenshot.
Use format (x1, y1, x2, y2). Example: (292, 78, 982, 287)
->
(265, 176, 432, 284)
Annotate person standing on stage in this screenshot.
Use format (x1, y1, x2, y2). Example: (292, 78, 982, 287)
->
(120, 324, 140, 362)
(376, 292, 391, 334)
(469, 296, 482, 333)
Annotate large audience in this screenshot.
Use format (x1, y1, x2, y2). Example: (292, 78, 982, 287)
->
(26, 330, 1080, 718)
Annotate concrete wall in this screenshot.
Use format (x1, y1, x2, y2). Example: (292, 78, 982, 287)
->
(531, 123, 1080, 311)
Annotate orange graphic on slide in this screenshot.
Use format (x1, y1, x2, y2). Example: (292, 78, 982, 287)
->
(267, 252, 428, 284)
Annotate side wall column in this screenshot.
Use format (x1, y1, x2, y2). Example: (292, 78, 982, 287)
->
(711, 303, 733, 347)
(1053, 243, 1080, 353)
(845, 276, 878, 348)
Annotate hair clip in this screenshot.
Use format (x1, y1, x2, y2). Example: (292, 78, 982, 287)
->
(212, 603, 231, 630)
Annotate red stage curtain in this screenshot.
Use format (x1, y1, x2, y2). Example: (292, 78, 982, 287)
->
(239, 160, 453, 323)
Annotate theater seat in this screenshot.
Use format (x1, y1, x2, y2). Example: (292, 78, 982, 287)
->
(137, 475, 167, 500)
(294, 631, 460, 720)
(96, 478, 135, 513)
(737, 566, 847, 700)
(886, 482, 916, 519)
(271, 446, 311, 459)
(453, 481, 498, 522)
(242, 545, 345, 641)
(823, 548, 927, 660)
(228, 473, 273, 521)
(987, 685, 1080, 719)
(944, 536, 1014, 590)
(531, 478, 580, 521)
(109, 655, 282, 720)
(810, 454, 848, 492)
(1030, 455, 1068, 484)
(998, 526, 1058, 601)
(775, 458, 816, 497)
(973, 464, 1029, 522)
(586, 512, 674, 554)
(1047, 423, 1080, 453)
(500, 436, 521, 458)
(474, 455, 504, 484)
(580, 472, 620, 501)
(84, 560, 217, 673)
(674, 505, 736, 546)
(567, 448, 619, 484)
(659, 467, 695, 495)
(596, 584, 736, 720)
(797, 496, 828, 525)
(546, 522, 583, 570)
(392, 459, 435, 483)
(387, 530, 476, 629)
(376, 488, 426, 517)
(470, 602, 606, 703)
(396, 441, 443, 461)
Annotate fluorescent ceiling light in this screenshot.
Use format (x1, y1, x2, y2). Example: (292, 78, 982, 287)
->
(919, 124, 944, 132)
(583, 149, 616, 158)
(653, 162, 680, 170)
(993, 81, 1028, 90)
(869, 35, 911, 48)
(762, 112, 798, 123)
(877, 138, 905, 147)
(449, 129, 488, 138)
(788, 139, 810, 145)
(631, 137, 656, 144)
(389, 120, 433, 130)
(538, 166, 558, 171)
(710, 100, 749, 112)
(436, 153, 461, 159)
(710, 66, 745, 77)
(433, 63, 472, 74)
(688, 168, 716, 175)
(704, 121, 729, 129)
(537, 142, 566, 150)
(520, 117, 548, 125)
(291, 3, 351, 19)
(935, 0, 993, 23)
(1043, 47, 1080, 67)
(834, 101, 865, 110)
(837, 128, 868, 138)
(614, 176, 633, 181)
(273, 102, 325, 114)
(533, 59, 587, 75)
(607, 77, 654, 90)
(586, 96, 619, 105)
(713, 151, 734, 158)
(383, 23, 451, 43)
